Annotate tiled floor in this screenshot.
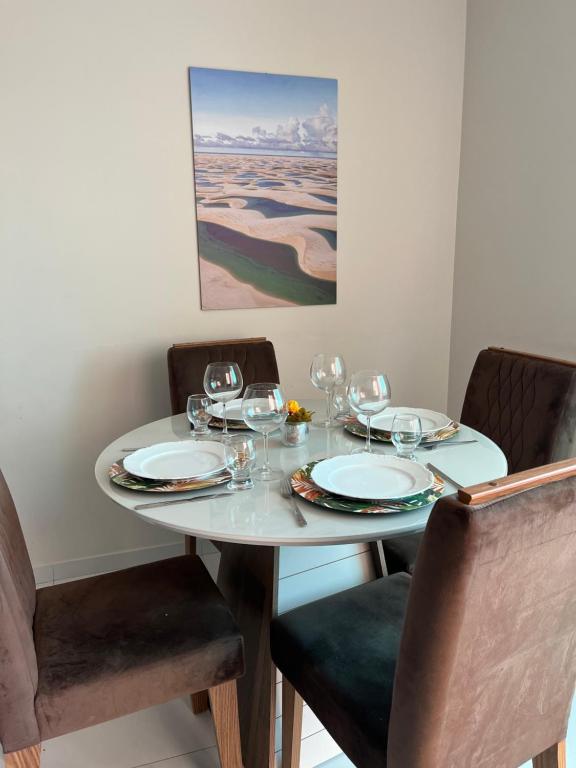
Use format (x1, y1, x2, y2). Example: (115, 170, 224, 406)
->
(1, 695, 575, 767)
(0, 696, 336, 768)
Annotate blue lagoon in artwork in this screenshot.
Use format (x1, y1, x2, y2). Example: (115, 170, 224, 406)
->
(189, 67, 337, 310)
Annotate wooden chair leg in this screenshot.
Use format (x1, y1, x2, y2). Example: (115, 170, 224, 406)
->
(209, 680, 243, 768)
(191, 689, 210, 714)
(282, 677, 303, 768)
(533, 741, 567, 768)
(5, 745, 41, 767)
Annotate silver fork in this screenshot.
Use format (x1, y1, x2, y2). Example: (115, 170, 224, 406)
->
(281, 478, 308, 527)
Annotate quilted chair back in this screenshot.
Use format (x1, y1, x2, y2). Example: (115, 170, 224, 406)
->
(0, 469, 40, 752)
(460, 347, 576, 472)
(388, 462, 576, 767)
(167, 337, 280, 415)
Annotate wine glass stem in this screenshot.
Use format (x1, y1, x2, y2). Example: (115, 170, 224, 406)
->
(366, 416, 372, 453)
(222, 402, 228, 435)
(326, 391, 333, 426)
(263, 433, 270, 471)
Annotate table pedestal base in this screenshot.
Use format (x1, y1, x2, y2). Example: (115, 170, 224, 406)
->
(217, 542, 279, 768)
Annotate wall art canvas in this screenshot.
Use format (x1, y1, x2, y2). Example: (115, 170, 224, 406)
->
(189, 67, 337, 310)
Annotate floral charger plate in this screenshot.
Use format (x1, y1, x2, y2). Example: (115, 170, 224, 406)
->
(208, 418, 250, 431)
(291, 460, 444, 514)
(343, 417, 460, 444)
(109, 461, 230, 493)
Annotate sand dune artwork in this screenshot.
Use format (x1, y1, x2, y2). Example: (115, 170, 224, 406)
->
(188, 67, 337, 310)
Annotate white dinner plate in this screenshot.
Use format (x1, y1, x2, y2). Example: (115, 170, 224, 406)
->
(358, 407, 452, 435)
(311, 454, 434, 501)
(207, 398, 244, 422)
(124, 441, 226, 481)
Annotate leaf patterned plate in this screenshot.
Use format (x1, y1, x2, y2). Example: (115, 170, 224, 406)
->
(291, 461, 444, 514)
(344, 417, 460, 444)
(208, 418, 250, 431)
(109, 461, 230, 493)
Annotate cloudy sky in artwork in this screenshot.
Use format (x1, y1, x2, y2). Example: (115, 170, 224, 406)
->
(189, 67, 337, 155)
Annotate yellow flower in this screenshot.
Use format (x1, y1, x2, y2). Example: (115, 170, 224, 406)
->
(287, 399, 300, 414)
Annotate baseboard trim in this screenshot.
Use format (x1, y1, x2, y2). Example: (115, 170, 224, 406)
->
(33, 541, 186, 586)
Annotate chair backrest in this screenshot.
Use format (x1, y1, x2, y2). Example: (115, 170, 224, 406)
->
(388, 459, 576, 768)
(460, 347, 576, 472)
(167, 337, 280, 415)
(0, 469, 40, 752)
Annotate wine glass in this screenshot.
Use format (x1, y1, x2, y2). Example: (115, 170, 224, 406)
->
(186, 394, 212, 436)
(203, 362, 243, 437)
(241, 383, 287, 481)
(310, 353, 346, 428)
(347, 370, 391, 453)
(391, 413, 422, 460)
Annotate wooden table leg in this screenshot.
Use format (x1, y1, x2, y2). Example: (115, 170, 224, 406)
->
(217, 542, 279, 768)
(186, 535, 211, 715)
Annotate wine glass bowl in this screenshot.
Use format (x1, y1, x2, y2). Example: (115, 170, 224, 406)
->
(348, 370, 391, 453)
(203, 362, 243, 437)
(242, 383, 287, 481)
(310, 353, 346, 428)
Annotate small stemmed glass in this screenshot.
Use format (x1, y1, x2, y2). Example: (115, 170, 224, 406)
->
(203, 362, 243, 438)
(348, 370, 391, 453)
(310, 353, 346, 428)
(186, 394, 212, 437)
(391, 414, 423, 460)
(241, 383, 287, 481)
(224, 435, 256, 491)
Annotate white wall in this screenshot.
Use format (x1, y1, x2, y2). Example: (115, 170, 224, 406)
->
(449, 0, 576, 416)
(1, 0, 466, 566)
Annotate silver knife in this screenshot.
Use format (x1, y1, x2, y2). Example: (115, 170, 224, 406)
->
(426, 463, 464, 490)
(134, 492, 235, 510)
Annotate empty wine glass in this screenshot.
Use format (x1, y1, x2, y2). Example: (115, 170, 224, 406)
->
(391, 413, 422, 460)
(186, 394, 212, 436)
(347, 370, 391, 453)
(310, 353, 346, 428)
(241, 383, 287, 480)
(224, 435, 256, 491)
(333, 384, 349, 419)
(203, 362, 243, 437)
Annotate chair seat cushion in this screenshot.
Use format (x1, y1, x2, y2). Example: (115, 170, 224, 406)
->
(383, 533, 423, 574)
(271, 573, 411, 768)
(34, 555, 243, 740)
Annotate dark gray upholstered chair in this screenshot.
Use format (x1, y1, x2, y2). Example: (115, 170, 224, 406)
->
(167, 337, 279, 417)
(0, 469, 245, 768)
(272, 459, 576, 768)
(383, 346, 576, 575)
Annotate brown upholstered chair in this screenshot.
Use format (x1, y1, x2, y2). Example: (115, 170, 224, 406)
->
(272, 459, 576, 768)
(167, 337, 279, 416)
(0, 469, 245, 768)
(167, 336, 281, 705)
(383, 346, 576, 575)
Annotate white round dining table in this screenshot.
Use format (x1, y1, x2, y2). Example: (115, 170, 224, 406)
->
(94, 401, 507, 768)
(95, 404, 507, 547)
